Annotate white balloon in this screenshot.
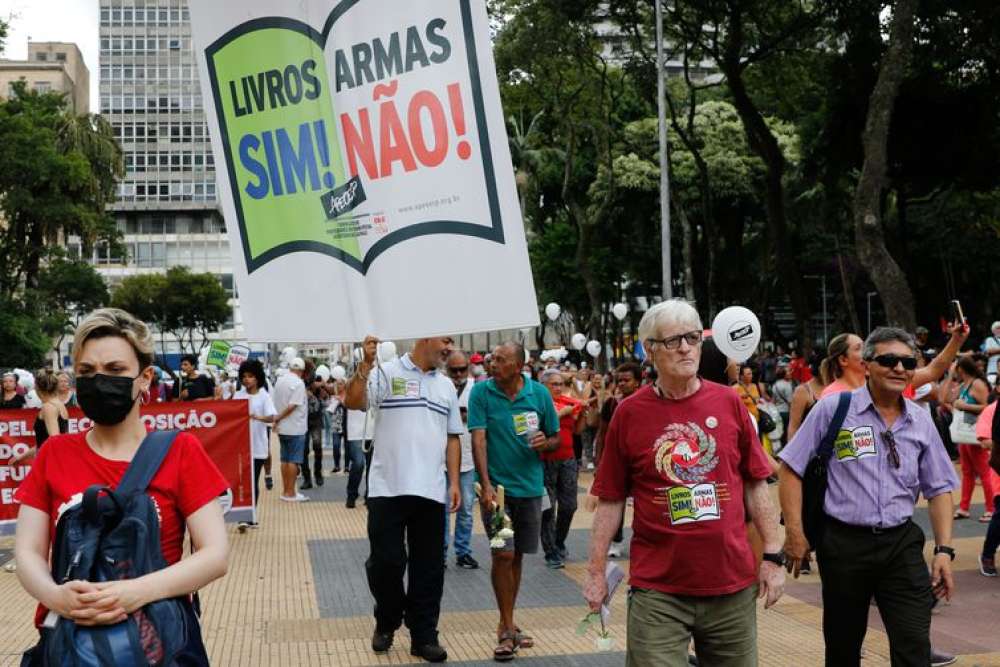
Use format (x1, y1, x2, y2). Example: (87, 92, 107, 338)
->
(711, 306, 762, 363)
(586, 340, 602, 357)
(315, 365, 331, 381)
(331, 365, 347, 381)
(612, 303, 628, 321)
(571, 333, 587, 350)
(281, 346, 298, 363)
(379, 341, 397, 362)
(545, 302, 561, 321)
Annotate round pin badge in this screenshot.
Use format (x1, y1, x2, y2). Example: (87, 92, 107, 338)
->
(706, 416, 718, 429)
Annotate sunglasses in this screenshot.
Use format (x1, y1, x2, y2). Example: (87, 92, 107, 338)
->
(871, 354, 917, 371)
(881, 430, 901, 469)
(447, 366, 468, 374)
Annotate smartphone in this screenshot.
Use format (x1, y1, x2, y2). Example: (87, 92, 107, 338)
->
(950, 299, 966, 325)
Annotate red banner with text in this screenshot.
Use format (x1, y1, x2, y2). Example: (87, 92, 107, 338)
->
(0, 400, 252, 529)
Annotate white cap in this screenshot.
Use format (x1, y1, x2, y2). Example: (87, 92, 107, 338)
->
(290, 357, 306, 370)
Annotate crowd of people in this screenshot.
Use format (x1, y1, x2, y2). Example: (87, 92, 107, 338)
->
(3, 302, 999, 665)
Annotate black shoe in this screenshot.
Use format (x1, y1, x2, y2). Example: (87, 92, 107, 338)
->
(931, 649, 957, 666)
(346, 498, 356, 509)
(331, 466, 341, 473)
(300, 481, 314, 490)
(456, 554, 479, 569)
(799, 560, 811, 575)
(264, 475, 274, 490)
(372, 629, 394, 653)
(316, 476, 324, 487)
(410, 641, 447, 662)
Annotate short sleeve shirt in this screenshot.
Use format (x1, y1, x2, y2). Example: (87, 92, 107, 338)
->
(976, 401, 997, 442)
(542, 394, 583, 461)
(235, 388, 277, 459)
(272, 373, 307, 436)
(592, 382, 772, 597)
(779, 385, 959, 528)
(467, 378, 560, 498)
(366, 354, 463, 503)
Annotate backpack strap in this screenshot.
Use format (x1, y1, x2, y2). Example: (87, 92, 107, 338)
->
(817, 392, 852, 463)
(116, 430, 181, 497)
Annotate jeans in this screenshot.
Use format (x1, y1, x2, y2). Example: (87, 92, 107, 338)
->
(444, 469, 476, 559)
(345, 439, 370, 501)
(540, 458, 579, 559)
(302, 425, 324, 485)
(984, 497, 1000, 558)
(329, 431, 342, 469)
(366, 495, 445, 645)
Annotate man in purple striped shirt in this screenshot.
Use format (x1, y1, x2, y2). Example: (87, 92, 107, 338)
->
(778, 327, 959, 667)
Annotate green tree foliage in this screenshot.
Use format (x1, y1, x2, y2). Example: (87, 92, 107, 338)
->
(110, 268, 231, 356)
(34, 252, 110, 358)
(0, 298, 50, 369)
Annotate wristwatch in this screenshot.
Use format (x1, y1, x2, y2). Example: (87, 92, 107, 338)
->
(933, 546, 956, 561)
(762, 552, 786, 567)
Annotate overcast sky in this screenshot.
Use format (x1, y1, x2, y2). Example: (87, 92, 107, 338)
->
(1, 0, 99, 109)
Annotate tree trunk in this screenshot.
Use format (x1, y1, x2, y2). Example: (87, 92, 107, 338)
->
(836, 247, 863, 334)
(674, 200, 697, 305)
(852, 0, 918, 331)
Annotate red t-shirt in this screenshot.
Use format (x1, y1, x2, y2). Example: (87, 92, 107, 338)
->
(592, 381, 772, 597)
(15, 430, 229, 625)
(788, 358, 812, 384)
(542, 394, 583, 461)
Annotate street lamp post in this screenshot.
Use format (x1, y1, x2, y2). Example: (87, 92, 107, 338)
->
(655, 0, 671, 300)
(805, 275, 829, 345)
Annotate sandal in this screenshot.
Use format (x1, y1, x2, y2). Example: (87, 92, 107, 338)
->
(494, 631, 517, 662)
(954, 510, 970, 519)
(980, 512, 994, 523)
(514, 627, 534, 649)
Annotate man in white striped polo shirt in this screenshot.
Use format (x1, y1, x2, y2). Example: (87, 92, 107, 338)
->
(344, 335, 463, 663)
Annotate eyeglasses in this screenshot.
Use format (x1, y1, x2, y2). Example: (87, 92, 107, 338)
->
(647, 330, 703, 350)
(882, 430, 901, 469)
(871, 354, 917, 371)
(447, 366, 468, 374)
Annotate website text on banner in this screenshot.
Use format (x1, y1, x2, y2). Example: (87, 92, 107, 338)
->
(189, 0, 538, 342)
(0, 400, 253, 533)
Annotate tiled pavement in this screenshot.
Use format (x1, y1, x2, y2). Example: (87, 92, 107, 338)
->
(0, 453, 999, 666)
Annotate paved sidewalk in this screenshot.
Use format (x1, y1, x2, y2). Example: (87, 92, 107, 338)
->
(0, 463, 998, 666)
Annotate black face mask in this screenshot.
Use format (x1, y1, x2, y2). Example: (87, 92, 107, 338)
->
(76, 373, 140, 426)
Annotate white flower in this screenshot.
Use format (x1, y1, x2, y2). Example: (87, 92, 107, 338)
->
(498, 528, 514, 540)
(595, 636, 614, 651)
(489, 537, 506, 549)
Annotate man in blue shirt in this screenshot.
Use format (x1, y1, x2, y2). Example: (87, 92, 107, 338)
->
(469, 341, 559, 661)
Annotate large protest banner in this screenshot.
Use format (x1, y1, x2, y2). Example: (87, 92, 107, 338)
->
(0, 400, 254, 534)
(189, 0, 539, 342)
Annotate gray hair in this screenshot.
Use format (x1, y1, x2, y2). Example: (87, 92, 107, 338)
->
(638, 299, 703, 342)
(863, 327, 916, 360)
(496, 340, 526, 364)
(539, 368, 563, 383)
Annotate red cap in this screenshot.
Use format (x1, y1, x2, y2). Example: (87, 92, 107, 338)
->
(470, 353, 484, 363)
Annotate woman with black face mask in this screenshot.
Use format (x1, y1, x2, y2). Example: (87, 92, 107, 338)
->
(13, 308, 230, 655)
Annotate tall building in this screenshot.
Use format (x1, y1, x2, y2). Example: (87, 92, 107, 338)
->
(79, 0, 251, 367)
(0, 41, 90, 113)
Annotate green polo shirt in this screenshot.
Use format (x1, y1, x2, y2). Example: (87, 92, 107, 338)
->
(468, 377, 560, 498)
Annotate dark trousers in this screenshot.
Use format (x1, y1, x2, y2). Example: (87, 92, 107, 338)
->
(345, 439, 370, 501)
(816, 519, 931, 667)
(985, 495, 1000, 558)
(253, 458, 266, 507)
(540, 458, 578, 558)
(302, 425, 324, 484)
(366, 495, 445, 645)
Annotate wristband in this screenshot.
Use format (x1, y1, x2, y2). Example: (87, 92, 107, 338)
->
(933, 545, 955, 561)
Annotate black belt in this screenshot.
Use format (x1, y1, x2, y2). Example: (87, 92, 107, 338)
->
(827, 516, 911, 535)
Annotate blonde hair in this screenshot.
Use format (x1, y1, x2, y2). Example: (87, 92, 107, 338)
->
(72, 308, 155, 370)
(34, 369, 60, 398)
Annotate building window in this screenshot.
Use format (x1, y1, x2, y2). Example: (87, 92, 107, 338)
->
(34, 81, 52, 93)
(36, 53, 48, 61)
(55, 53, 66, 62)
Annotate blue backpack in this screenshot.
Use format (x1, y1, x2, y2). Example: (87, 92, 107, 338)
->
(24, 430, 210, 667)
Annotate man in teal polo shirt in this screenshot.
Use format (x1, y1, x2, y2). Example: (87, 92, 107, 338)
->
(469, 341, 560, 661)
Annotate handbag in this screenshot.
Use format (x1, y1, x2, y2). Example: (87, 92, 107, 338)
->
(949, 408, 980, 445)
(801, 392, 852, 547)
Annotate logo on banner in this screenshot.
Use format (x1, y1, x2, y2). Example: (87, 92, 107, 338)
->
(834, 426, 877, 461)
(667, 483, 721, 524)
(202, 0, 505, 274)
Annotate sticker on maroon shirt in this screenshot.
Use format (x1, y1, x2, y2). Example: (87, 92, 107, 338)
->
(653, 422, 719, 484)
(834, 426, 877, 461)
(667, 483, 721, 524)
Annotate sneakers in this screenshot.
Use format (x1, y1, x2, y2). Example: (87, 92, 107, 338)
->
(280, 493, 310, 502)
(410, 641, 448, 663)
(980, 554, 998, 577)
(315, 476, 324, 487)
(799, 560, 812, 575)
(607, 543, 623, 559)
(371, 629, 394, 653)
(264, 475, 274, 490)
(586, 462, 595, 471)
(331, 466, 341, 474)
(931, 648, 957, 666)
(557, 546, 568, 561)
(456, 554, 479, 570)
(545, 556, 565, 569)
(300, 481, 314, 490)
(237, 521, 250, 533)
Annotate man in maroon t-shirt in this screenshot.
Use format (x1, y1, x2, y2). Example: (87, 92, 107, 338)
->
(585, 299, 785, 666)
